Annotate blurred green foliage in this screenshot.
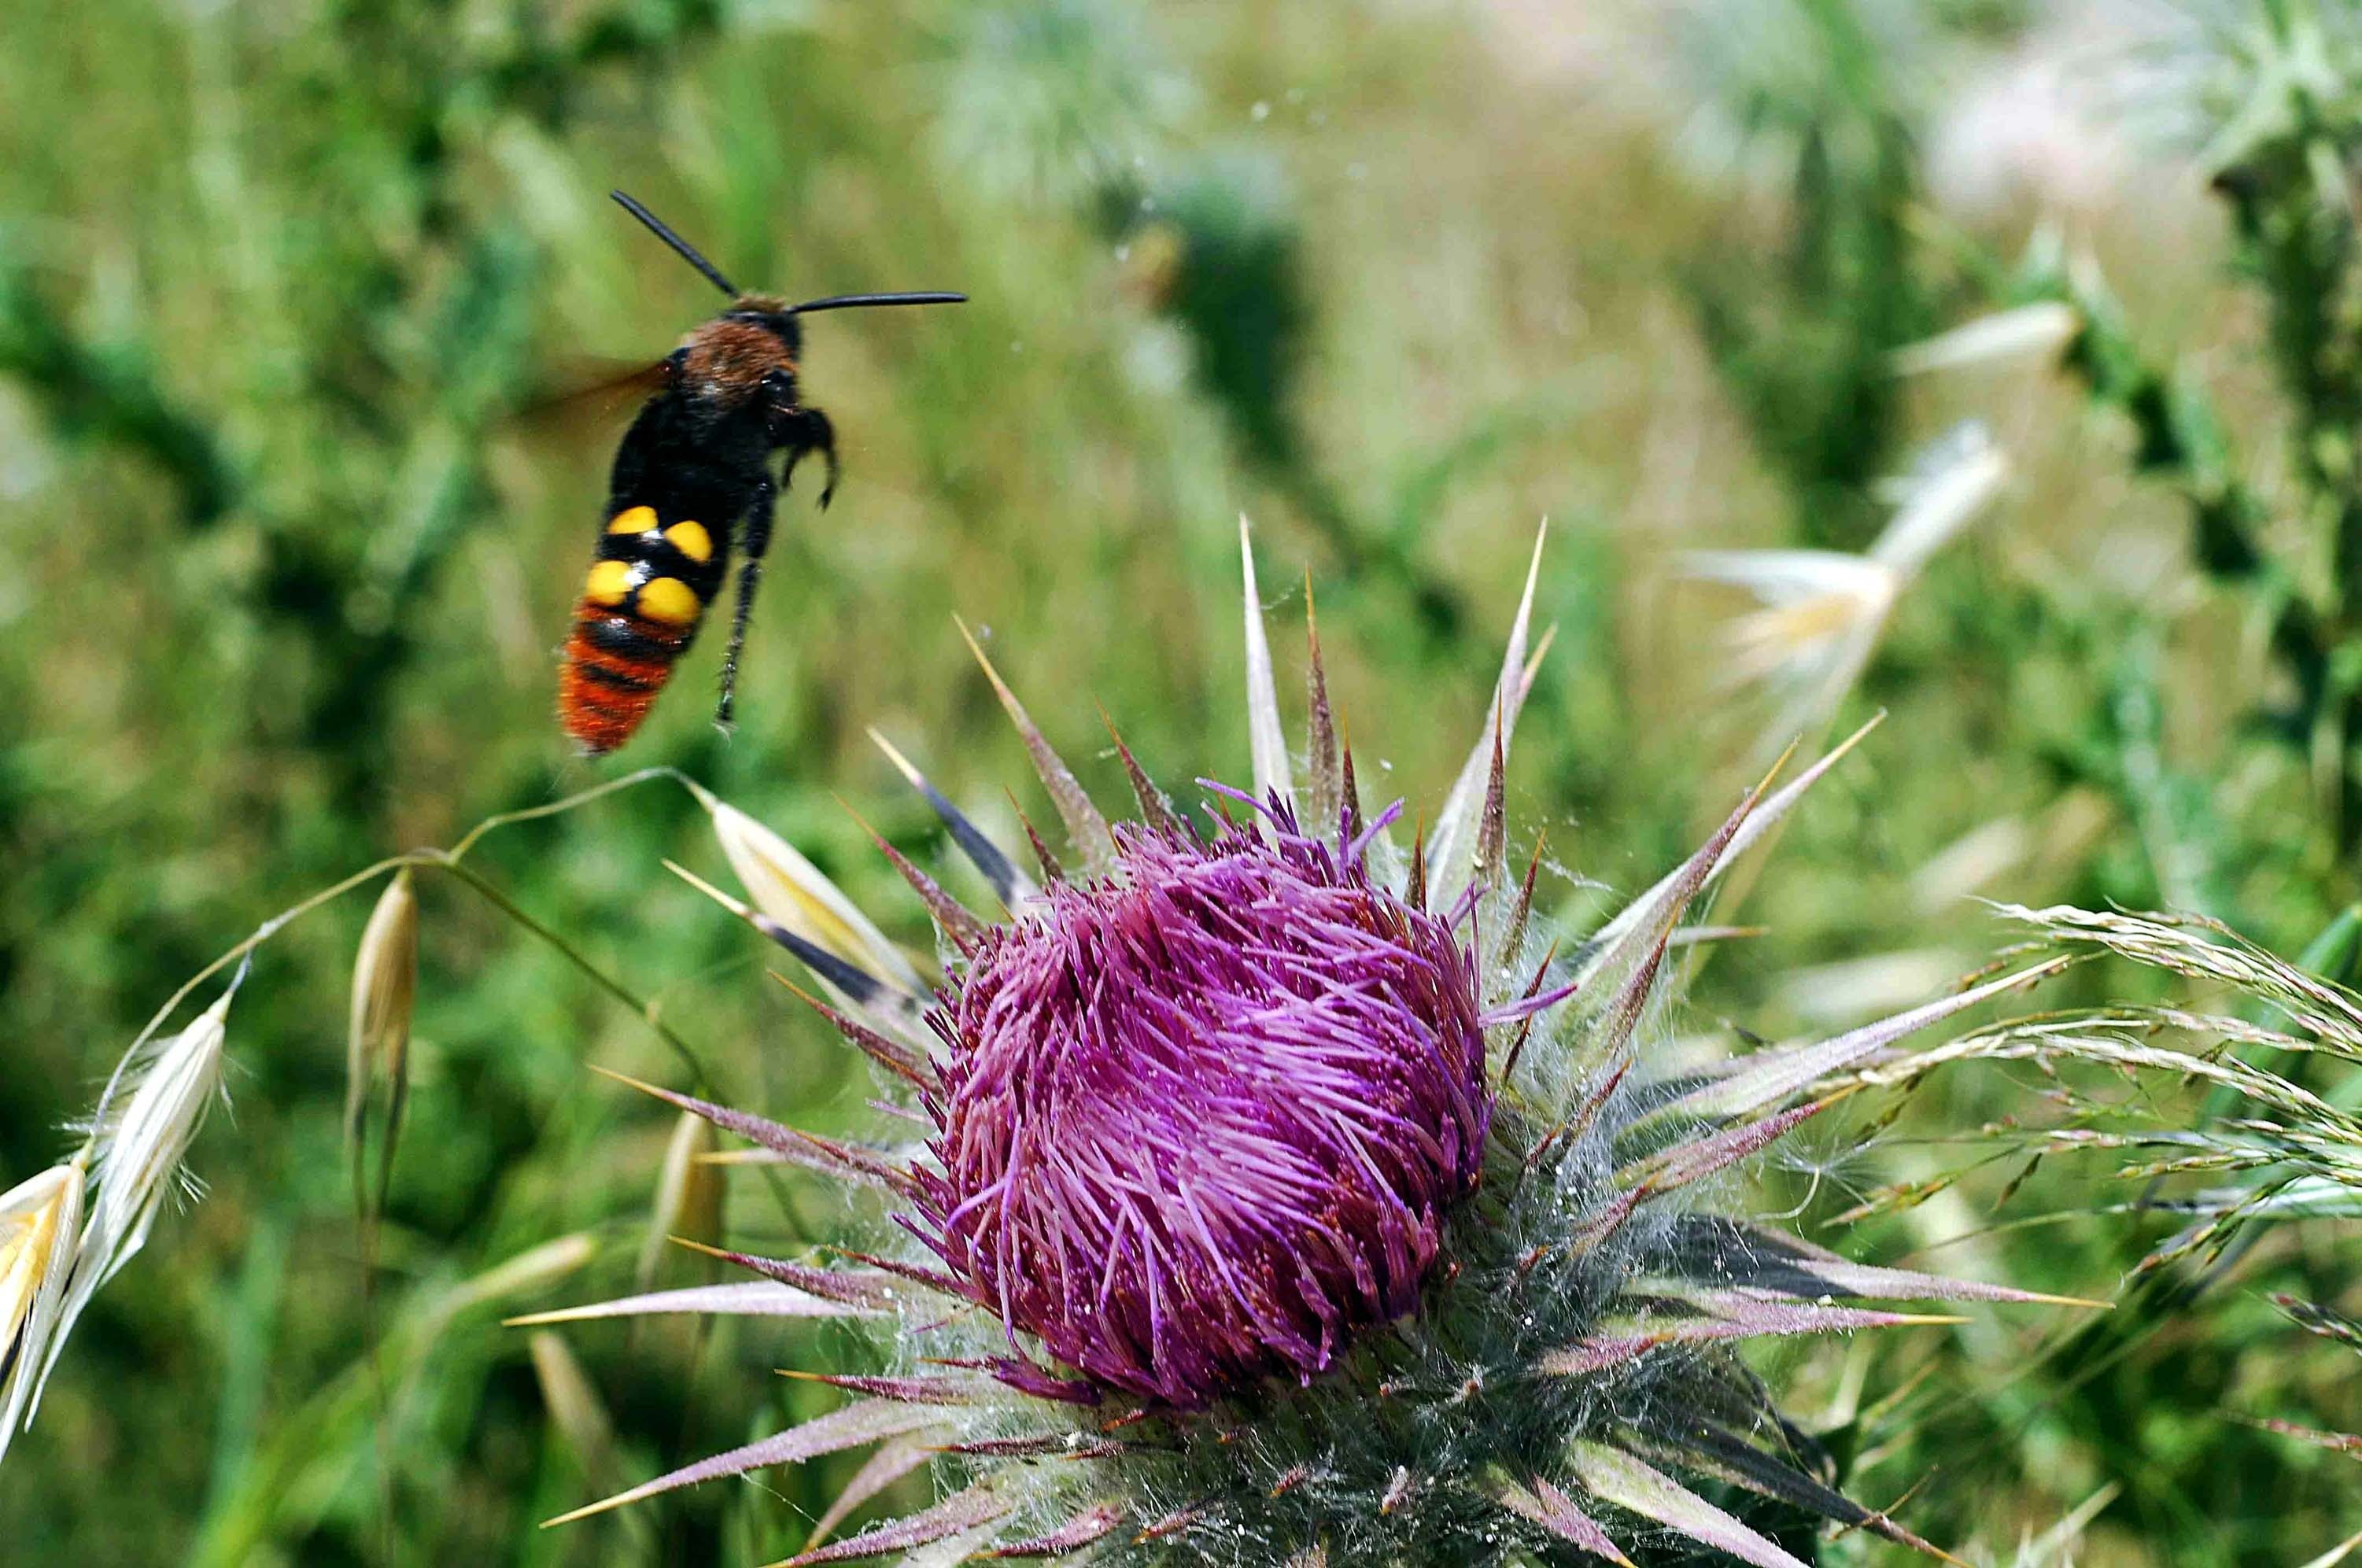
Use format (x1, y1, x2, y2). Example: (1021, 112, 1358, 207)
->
(1, 0, 2358, 1563)
(1680, 0, 1940, 549)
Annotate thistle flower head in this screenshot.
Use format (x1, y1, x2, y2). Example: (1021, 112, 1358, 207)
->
(917, 813, 1489, 1408)
(540, 526, 2072, 1564)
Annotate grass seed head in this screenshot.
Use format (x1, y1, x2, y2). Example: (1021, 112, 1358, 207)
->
(696, 788, 927, 1000)
(24, 985, 237, 1437)
(346, 867, 419, 1204)
(0, 1159, 86, 1465)
(638, 1109, 725, 1292)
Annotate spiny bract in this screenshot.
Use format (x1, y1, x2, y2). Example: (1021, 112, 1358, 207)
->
(531, 524, 2065, 1566)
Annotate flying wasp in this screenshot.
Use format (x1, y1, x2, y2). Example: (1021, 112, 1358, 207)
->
(557, 190, 965, 756)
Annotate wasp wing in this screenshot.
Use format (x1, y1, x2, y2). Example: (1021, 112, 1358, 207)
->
(514, 358, 671, 434)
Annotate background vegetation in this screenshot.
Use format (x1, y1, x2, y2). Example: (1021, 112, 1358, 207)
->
(1, 0, 2357, 1562)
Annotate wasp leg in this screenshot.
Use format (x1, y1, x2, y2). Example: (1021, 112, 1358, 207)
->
(714, 474, 777, 736)
(780, 407, 839, 511)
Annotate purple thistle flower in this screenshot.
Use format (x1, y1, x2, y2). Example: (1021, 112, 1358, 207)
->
(533, 525, 2081, 1565)
(911, 814, 1489, 1407)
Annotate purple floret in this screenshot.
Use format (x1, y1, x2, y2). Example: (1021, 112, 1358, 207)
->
(908, 806, 1491, 1408)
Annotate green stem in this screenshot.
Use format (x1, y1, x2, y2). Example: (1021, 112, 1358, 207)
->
(127, 769, 689, 1072)
(129, 766, 828, 1250)
(441, 766, 688, 862)
(421, 854, 716, 1093)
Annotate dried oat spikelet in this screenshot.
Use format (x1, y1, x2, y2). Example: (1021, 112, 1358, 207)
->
(1888, 301, 2080, 377)
(684, 781, 928, 1028)
(0, 1159, 86, 1465)
(30, 983, 237, 1430)
(530, 1328, 619, 1474)
(637, 1109, 725, 1292)
(1688, 423, 2007, 765)
(347, 868, 419, 1215)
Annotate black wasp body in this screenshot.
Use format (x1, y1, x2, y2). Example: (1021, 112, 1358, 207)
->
(559, 191, 962, 756)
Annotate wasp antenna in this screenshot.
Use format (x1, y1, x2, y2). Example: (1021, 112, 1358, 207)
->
(788, 291, 969, 315)
(611, 190, 739, 298)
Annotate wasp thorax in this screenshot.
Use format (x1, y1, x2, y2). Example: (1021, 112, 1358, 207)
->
(680, 318, 797, 402)
(912, 818, 1492, 1408)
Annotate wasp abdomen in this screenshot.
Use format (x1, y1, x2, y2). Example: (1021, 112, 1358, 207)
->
(559, 502, 730, 755)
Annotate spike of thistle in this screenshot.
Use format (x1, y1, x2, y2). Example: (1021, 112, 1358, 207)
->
(585, 1066, 912, 1193)
(985, 1503, 1124, 1557)
(1502, 834, 1548, 972)
(1337, 743, 1364, 847)
(1407, 814, 1429, 912)
(1493, 1475, 1634, 1565)
(805, 1433, 943, 1551)
(1426, 519, 1547, 898)
(1097, 706, 1187, 840)
(544, 1400, 952, 1528)
(1567, 1442, 1811, 1568)
(505, 1279, 879, 1326)
(661, 1238, 921, 1308)
(1302, 574, 1341, 835)
(1473, 706, 1508, 894)
(1578, 715, 1881, 980)
(1499, 941, 1561, 1085)
(779, 1368, 998, 1405)
(773, 1481, 1010, 1566)
(1011, 799, 1067, 886)
(869, 726, 1036, 908)
(773, 975, 936, 1090)
(958, 618, 1116, 875)
(1238, 516, 1295, 826)
(840, 797, 990, 954)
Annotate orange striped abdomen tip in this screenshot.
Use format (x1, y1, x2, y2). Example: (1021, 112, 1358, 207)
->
(559, 611, 688, 756)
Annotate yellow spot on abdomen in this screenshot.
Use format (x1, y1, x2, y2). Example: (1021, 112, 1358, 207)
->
(583, 559, 635, 607)
(607, 504, 658, 536)
(663, 519, 713, 563)
(636, 576, 702, 625)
